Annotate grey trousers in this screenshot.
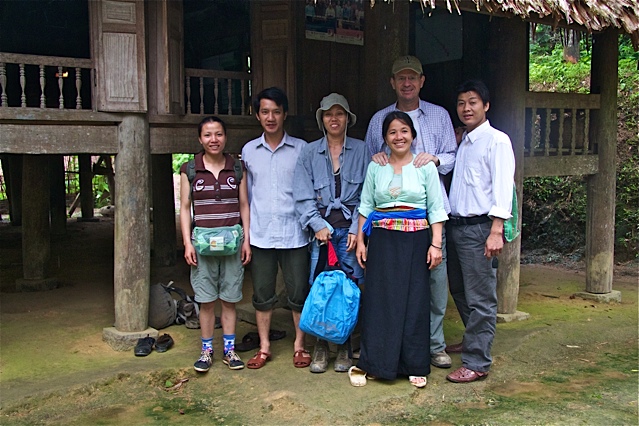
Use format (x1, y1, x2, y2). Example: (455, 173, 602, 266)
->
(446, 221, 497, 373)
(429, 229, 448, 354)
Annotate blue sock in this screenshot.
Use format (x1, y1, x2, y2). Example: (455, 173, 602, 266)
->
(223, 334, 235, 355)
(201, 337, 213, 352)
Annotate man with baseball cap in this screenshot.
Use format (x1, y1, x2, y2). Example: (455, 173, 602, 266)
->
(364, 55, 457, 369)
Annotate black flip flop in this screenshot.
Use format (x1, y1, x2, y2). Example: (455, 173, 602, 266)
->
(269, 329, 286, 341)
(155, 333, 174, 353)
(235, 332, 260, 352)
(235, 329, 287, 352)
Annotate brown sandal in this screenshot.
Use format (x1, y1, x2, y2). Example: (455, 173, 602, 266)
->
(246, 351, 271, 369)
(293, 349, 311, 368)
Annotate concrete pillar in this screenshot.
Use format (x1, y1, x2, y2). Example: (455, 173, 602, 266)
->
(151, 154, 177, 267)
(103, 114, 156, 350)
(78, 154, 96, 220)
(578, 29, 620, 303)
(4, 154, 23, 226)
(16, 155, 58, 291)
(487, 17, 529, 321)
(49, 155, 67, 235)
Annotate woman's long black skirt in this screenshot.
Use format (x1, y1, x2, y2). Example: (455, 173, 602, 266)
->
(356, 227, 431, 380)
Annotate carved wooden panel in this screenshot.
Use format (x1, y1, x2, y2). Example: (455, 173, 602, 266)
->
(262, 19, 289, 40)
(102, 0, 136, 24)
(103, 33, 139, 103)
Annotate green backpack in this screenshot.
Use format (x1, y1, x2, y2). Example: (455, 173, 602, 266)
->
(504, 185, 520, 243)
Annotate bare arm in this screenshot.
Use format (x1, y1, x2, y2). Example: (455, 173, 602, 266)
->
(179, 173, 197, 266)
(355, 214, 367, 269)
(238, 172, 252, 266)
(427, 222, 443, 270)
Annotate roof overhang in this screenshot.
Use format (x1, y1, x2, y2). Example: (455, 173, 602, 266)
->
(371, 0, 639, 49)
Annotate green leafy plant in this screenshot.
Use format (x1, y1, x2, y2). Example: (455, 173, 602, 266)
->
(172, 153, 194, 174)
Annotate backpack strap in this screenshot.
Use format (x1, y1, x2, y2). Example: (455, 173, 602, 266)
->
(186, 159, 196, 200)
(233, 157, 243, 183)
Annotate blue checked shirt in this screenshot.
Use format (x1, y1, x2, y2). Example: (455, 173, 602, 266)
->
(242, 133, 309, 249)
(364, 100, 457, 213)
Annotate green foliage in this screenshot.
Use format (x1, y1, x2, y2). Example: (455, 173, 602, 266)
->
(529, 42, 591, 93)
(172, 153, 194, 174)
(615, 153, 639, 259)
(522, 176, 587, 254)
(93, 175, 111, 208)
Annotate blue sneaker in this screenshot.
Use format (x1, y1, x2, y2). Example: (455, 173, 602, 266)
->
(194, 349, 213, 372)
(222, 350, 245, 370)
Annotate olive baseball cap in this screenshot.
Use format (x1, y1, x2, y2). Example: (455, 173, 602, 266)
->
(315, 93, 357, 131)
(392, 55, 423, 75)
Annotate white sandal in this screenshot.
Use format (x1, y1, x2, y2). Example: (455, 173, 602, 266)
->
(348, 366, 367, 387)
(409, 375, 428, 388)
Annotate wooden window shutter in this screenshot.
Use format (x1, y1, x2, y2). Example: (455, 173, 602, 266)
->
(91, 0, 147, 112)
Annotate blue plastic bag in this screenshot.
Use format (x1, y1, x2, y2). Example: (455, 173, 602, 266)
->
(299, 269, 360, 345)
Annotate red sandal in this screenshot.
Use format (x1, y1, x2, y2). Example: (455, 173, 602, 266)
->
(293, 349, 311, 368)
(246, 351, 271, 369)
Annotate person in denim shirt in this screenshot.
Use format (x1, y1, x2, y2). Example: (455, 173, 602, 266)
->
(293, 93, 370, 374)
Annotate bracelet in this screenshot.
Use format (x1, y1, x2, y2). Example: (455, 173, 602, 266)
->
(431, 244, 442, 250)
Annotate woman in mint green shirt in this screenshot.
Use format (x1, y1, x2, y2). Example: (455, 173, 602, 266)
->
(351, 111, 447, 388)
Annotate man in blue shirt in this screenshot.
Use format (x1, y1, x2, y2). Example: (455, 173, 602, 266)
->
(242, 87, 311, 370)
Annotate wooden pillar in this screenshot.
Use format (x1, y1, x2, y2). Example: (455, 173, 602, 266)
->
(486, 17, 527, 315)
(49, 155, 67, 235)
(151, 154, 177, 267)
(78, 154, 95, 219)
(113, 114, 151, 332)
(17, 155, 57, 291)
(585, 29, 618, 294)
(4, 154, 23, 226)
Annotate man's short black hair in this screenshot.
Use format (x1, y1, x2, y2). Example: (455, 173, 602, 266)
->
(253, 87, 289, 114)
(455, 79, 490, 104)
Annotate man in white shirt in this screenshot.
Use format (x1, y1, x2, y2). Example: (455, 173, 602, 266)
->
(241, 87, 311, 370)
(445, 80, 515, 383)
(365, 55, 457, 369)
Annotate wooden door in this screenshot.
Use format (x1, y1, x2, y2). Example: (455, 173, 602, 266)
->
(250, 0, 297, 114)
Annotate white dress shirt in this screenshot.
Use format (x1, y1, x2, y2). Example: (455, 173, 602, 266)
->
(449, 120, 515, 220)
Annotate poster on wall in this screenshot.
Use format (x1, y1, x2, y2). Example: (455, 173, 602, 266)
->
(305, 0, 364, 46)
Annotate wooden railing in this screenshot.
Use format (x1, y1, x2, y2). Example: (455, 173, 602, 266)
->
(525, 92, 600, 157)
(185, 68, 251, 116)
(0, 53, 93, 110)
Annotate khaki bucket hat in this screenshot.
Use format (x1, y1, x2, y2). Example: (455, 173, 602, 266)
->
(315, 93, 357, 131)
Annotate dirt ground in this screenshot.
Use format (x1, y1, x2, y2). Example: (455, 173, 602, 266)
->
(0, 218, 637, 425)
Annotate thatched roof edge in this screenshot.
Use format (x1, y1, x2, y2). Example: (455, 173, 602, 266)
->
(372, 0, 639, 48)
